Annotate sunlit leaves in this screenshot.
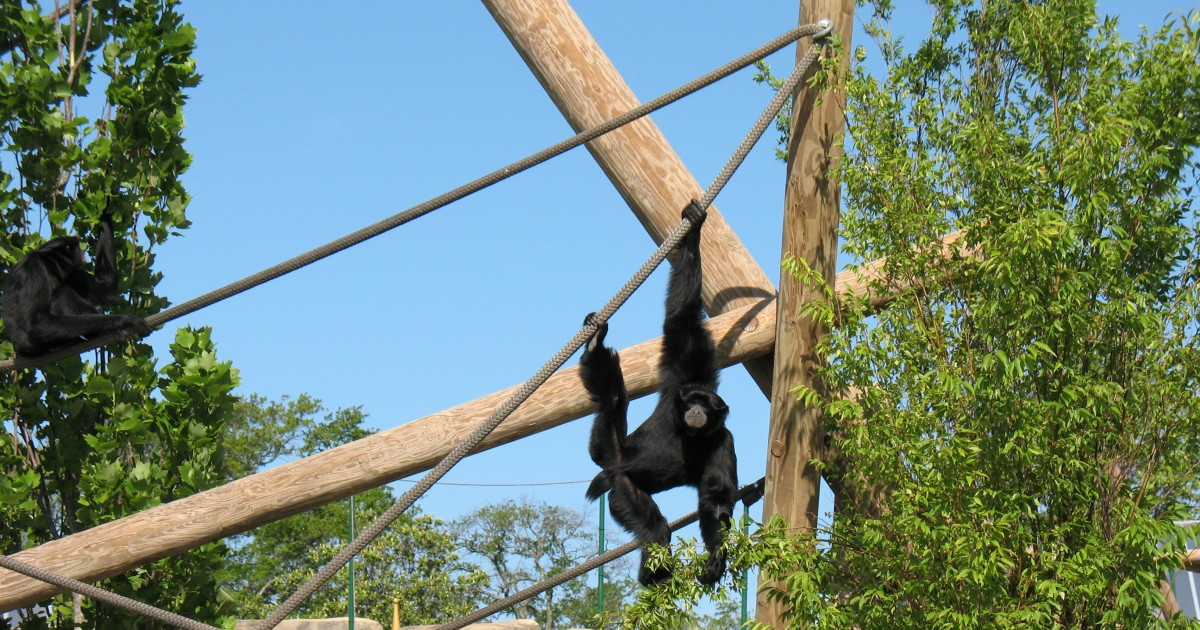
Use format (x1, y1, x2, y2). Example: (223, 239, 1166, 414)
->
(0, 1, 231, 626)
(738, 1, 1199, 627)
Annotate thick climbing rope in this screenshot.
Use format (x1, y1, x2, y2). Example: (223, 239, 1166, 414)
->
(257, 27, 831, 630)
(0, 555, 219, 630)
(0, 20, 831, 374)
(435, 478, 766, 630)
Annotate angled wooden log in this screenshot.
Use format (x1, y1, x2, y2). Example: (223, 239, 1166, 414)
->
(0, 299, 776, 609)
(0, 224, 966, 608)
(482, 0, 781, 394)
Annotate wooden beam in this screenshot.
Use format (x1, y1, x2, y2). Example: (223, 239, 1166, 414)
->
(835, 228, 969, 314)
(1161, 579, 1183, 619)
(758, 1, 855, 626)
(481, 0, 780, 395)
(0, 223, 959, 608)
(0, 299, 776, 609)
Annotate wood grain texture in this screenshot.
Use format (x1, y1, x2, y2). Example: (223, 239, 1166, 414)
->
(0, 225, 958, 608)
(758, 1, 856, 625)
(0, 300, 777, 609)
(482, 0, 779, 393)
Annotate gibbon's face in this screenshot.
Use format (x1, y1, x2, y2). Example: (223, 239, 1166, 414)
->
(679, 388, 728, 435)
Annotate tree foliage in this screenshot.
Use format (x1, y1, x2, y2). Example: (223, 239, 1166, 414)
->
(239, 505, 489, 626)
(221, 393, 372, 481)
(806, 2, 1200, 625)
(614, 536, 749, 630)
(639, 1, 1200, 628)
(0, 1, 239, 626)
(218, 394, 489, 626)
(454, 498, 637, 630)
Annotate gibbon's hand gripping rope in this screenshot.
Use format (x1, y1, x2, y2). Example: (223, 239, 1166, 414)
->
(257, 26, 830, 630)
(436, 478, 766, 630)
(0, 19, 830, 374)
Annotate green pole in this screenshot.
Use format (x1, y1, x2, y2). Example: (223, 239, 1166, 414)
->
(598, 494, 606, 617)
(349, 495, 356, 630)
(740, 503, 750, 627)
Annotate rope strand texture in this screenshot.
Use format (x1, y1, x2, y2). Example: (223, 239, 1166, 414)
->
(0, 555, 219, 630)
(435, 478, 766, 630)
(258, 33, 827, 630)
(0, 21, 827, 374)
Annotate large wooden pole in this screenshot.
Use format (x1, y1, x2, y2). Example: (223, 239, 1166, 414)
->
(481, 0, 779, 394)
(0, 301, 775, 609)
(0, 223, 946, 607)
(758, 0, 855, 626)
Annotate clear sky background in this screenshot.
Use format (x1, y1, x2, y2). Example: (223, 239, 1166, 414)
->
(142, 0, 1195, 608)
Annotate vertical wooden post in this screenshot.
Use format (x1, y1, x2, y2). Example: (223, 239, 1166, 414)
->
(757, 0, 854, 626)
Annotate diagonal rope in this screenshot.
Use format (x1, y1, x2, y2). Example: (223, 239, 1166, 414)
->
(0, 21, 830, 374)
(435, 478, 766, 630)
(257, 30, 829, 630)
(0, 555, 219, 630)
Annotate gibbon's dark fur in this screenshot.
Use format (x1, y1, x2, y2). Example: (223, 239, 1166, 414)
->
(580, 200, 736, 586)
(3, 216, 149, 356)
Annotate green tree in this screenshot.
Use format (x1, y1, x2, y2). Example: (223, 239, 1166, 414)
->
(631, 1, 1200, 628)
(0, 1, 238, 626)
(805, 2, 1200, 625)
(455, 498, 624, 630)
(254, 509, 489, 626)
(217, 394, 488, 625)
(551, 565, 641, 630)
(542, 522, 641, 630)
(221, 393, 371, 481)
(612, 537, 749, 630)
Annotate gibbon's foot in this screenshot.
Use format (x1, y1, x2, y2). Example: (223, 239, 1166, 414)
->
(698, 552, 727, 586)
(682, 199, 706, 226)
(582, 312, 608, 352)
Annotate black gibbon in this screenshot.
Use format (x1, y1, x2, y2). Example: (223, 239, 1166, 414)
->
(4, 215, 149, 356)
(580, 201, 736, 585)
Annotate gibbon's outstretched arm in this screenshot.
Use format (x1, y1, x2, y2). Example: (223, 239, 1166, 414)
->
(660, 200, 719, 393)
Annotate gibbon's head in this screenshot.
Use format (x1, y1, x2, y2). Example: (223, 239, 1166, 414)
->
(677, 387, 728, 436)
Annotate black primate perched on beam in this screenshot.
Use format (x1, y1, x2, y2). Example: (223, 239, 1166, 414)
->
(3, 213, 149, 356)
(580, 200, 737, 586)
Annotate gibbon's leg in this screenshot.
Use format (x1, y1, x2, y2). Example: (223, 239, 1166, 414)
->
(609, 474, 673, 585)
(697, 439, 737, 585)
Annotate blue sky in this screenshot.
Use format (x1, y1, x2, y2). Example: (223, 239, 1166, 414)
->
(143, 0, 1196, 609)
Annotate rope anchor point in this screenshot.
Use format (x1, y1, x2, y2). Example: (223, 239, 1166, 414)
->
(814, 19, 834, 41)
